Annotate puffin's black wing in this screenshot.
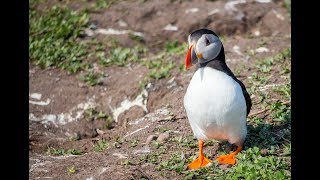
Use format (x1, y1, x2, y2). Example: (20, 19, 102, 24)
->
(202, 61, 252, 116)
(233, 78, 252, 116)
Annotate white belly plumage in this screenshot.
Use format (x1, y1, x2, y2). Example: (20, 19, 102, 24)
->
(184, 67, 247, 145)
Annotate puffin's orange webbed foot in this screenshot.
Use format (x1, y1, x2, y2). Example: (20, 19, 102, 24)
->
(187, 140, 212, 170)
(216, 153, 236, 165)
(216, 146, 242, 165)
(188, 155, 212, 170)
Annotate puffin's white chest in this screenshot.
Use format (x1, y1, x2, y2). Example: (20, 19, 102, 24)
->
(184, 67, 247, 144)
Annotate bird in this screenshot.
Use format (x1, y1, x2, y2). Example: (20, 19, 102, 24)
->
(183, 28, 252, 170)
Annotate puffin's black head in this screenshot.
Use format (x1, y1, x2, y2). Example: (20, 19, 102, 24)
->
(185, 29, 225, 70)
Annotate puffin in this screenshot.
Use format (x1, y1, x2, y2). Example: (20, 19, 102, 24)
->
(183, 29, 252, 170)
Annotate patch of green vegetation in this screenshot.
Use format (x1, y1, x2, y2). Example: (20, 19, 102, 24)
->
(69, 135, 80, 141)
(95, 0, 112, 9)
(84, 108, 114, 129)
(255, 54, 274, 73)
(276, 48, 291, 61)
(130, 139, 139, 147)
(169, 135, 198, 149)
(246, 123, 290, 149)
(149, 64, 175, 79)
(255, 48, 291, 74)
(80, 71, 104, 86)
(113, 136, 123, 148)
(141, 54, 176, 83)
(100, 46, 147, 67)
(250, 73, 272, 86)
(272, 83, 291, 98)
(269, 101, 291, 123)
(84, 107, 98, 121)
(138, 41, 187, 88)
(284, 0, 291, 17)
(97, 111, 114, 129)
(165, 41, 187, 55)
(67, 165, 77, 174)
(282, 143, 291, 156)
(93, 139, 109, 152)
(121, 159, 133, 166)
(151, 140, 163, 149)
(46, 147, 82, 156)
(155, 127, 170, 133)
(29, 5, 90, 73)
(233, 63, 246, 76)
(179, 62, 186, 72)
(157, 152, 185, 173)
(139, 145, 168, 165)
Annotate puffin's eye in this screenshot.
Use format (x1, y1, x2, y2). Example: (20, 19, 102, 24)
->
(205, 37, 210, 46)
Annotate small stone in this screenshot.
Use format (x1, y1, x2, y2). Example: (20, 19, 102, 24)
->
(112, 153, 128, 159)
(141, 163, 153, 168)
(146, 135, 157, 144)
(30, 93, 42, 100)
(163, 24, 178, 31)
(96, 129, 105, 135)
(219, 164, 231, 170)
(255, 47, 269, 53)
(261, 149, 268, 155)
(156, 132, 170, 143)
(79, 82, 86, 88)
(118, 20, 128, 27)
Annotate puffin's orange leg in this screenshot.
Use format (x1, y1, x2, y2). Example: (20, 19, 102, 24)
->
(187, 140, 212, 170)
(216, 146, 242, 165)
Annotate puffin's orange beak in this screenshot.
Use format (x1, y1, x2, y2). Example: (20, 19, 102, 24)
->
(185, 46, 193, 70)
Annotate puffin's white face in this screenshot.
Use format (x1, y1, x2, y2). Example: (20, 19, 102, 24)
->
(195, 34, 222, 63)
(185, 33, 222, 69)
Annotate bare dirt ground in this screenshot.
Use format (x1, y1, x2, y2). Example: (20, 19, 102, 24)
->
(29, 0, 291, 179)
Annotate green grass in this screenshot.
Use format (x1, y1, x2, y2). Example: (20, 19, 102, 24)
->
(165, 41, 187, 55)
(29, 5, 90, 73)
(157, 152, 186, 173)
(80, 71, 104, 86)
(93, 139, 109, 152)
(269, 101, 291, 123)
(169, 135, 198, 149)
(137, 41, 187, 88)
(84, 107, 98, 121)
(99, 46, 147, 67)
(46, 147, 82, 156)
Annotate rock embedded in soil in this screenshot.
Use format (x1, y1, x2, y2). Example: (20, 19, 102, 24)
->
(219, 164, 232, 170)
(145, 135, 157, 144)
(156, 132, 170, 143)
(117, 105, 146, 126)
